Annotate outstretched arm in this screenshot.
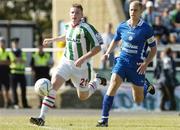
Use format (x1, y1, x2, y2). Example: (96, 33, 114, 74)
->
(102, 39, 119, 61)
(43, 35, 66, 46)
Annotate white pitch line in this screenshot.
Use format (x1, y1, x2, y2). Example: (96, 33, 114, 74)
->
(1, 122, 67, 130)
(41, 126, 67, 130)
(29, 124, 68, 130)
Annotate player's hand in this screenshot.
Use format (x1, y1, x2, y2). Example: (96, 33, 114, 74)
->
(101, 54, 109, 61)
(43, 38, 53, 46)
(74, 57, 85, 68)
(137, 62, 148, 75)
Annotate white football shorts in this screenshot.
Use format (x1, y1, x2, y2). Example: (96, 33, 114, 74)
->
(53, 56, 91, 91)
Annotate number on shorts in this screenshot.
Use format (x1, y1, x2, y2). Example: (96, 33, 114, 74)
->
(80, 78, 89, 87)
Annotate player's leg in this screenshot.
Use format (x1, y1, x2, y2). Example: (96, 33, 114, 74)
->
(30, 60, 71, 126)
(30, 74, 65, 126)
(97, 59, 125, 127)
(128, 69, 146, 108)
(42, 74, 65, 112)
(127, 68, 150, 99)
(131, 84, 144, 104)
(73, 67, 106, 100)
(77, 74, 107, 100)
(131, 84, 145, 110)
(96, 73, 123, 127)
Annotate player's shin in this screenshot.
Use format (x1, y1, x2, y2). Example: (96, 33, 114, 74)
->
(39, 89, 56, 120)
(87, 75, 106, 97)
(88, 81, 98, 97)
(101, 95, 114, 123)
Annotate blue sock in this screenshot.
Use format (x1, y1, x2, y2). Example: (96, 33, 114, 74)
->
(144, 82, 148, 98)
(101, 95, 114, 123)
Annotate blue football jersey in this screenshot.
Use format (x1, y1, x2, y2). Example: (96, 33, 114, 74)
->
(114, 19, 156, 67)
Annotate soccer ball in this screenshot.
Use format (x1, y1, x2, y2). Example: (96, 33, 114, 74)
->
(34, 78, 52, 96)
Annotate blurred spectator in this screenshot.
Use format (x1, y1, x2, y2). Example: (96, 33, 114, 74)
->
(101, 23, 114, 69)
(169, 32, 179, 44)
(170, 1, 180, 36)
(123, 0, 131, 19)
(142, 1, 159, 26)
(161, 8, 173, 31)
(154, 0, 174, 13)
(9, 38, 30, 109)
(0, 37, 12, 108)
(154, 47, 178, 111)
(142, 0, 155, 5)
(152, 15, 169, 45)
(30, 44, 53, 107)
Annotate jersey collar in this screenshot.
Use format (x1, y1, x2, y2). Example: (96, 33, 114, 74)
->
(127, 19, 144, 28)
(71, 19, 84, 28)
(71, 23, 79, 28)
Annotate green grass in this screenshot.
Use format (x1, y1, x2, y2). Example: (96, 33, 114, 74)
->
(0, 114, 180, 130)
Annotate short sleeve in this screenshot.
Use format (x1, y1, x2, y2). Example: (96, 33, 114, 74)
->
(113, 24, 122, 42)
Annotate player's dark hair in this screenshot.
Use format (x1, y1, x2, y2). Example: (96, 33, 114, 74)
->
(72, 3, 83, 12)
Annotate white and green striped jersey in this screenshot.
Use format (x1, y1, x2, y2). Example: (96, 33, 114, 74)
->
(64, 21, 103, 61)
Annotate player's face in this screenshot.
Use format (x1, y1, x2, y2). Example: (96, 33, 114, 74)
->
(70, 7, 83, 25)
(129, 3, 141, 20)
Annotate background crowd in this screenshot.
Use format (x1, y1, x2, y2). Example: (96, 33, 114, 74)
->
(0, 37, 53, 109)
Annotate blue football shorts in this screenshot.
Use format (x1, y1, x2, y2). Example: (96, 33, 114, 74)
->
(112, 57, 145, 86)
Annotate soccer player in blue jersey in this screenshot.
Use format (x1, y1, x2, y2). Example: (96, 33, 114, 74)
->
(96, 1, 157, 127)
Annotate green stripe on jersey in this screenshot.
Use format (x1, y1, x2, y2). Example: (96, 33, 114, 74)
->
(64, 22, 101, 61)
(68, 29, 74, 60)
(80, 26, 91, 52)
(88, 24, 99, 47)
(76, 29, 83, 58)
(80, 23, 102, 50)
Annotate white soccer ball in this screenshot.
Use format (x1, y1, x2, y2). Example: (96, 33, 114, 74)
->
(34, 78, 52, 96)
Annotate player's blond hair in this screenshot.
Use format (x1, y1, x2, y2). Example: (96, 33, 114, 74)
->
(130, 0, 143, 10)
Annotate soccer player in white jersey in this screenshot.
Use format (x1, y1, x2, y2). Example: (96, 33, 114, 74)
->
(96, 1, 157, 127)
(30, 3, 107, 126)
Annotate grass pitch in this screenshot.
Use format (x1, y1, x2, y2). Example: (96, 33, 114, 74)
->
(0, 109, 180, 130)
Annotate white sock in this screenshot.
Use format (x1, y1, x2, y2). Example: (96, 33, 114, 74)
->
(95, 78, 101, 85)
(88, 78, 100, 97)
(39, 89, 56, 120)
